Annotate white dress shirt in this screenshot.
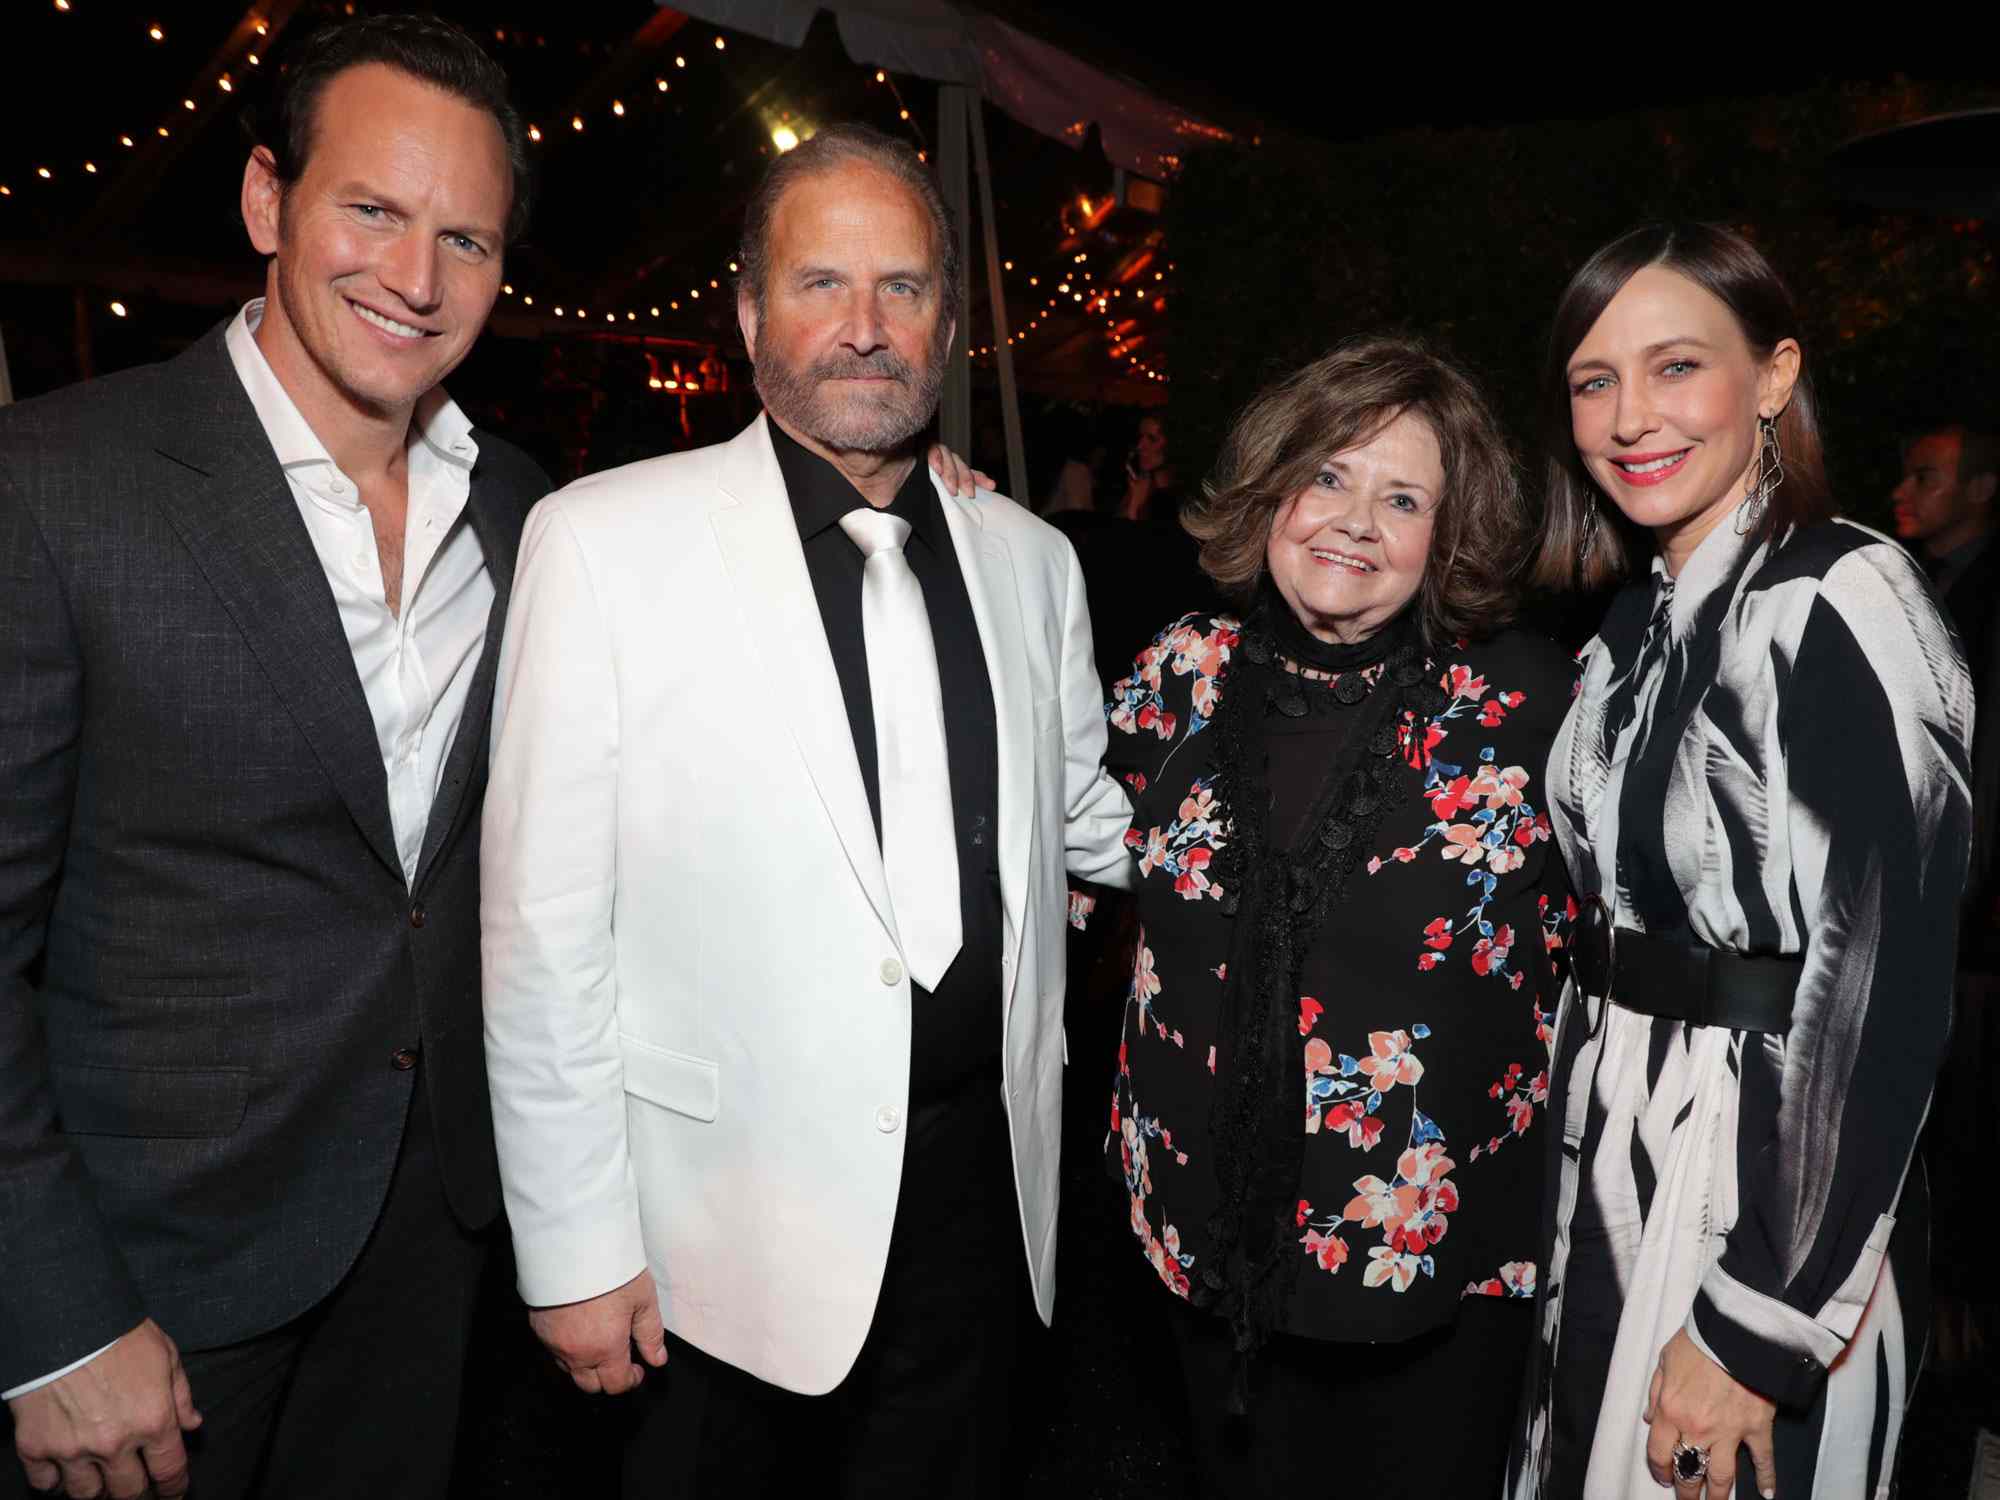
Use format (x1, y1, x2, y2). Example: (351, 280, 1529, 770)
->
(3, 302, 492, 1402)
(226, 299, 493, 885)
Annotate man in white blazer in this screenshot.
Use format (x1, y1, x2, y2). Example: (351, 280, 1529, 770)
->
(481, 124, 1134, 1496)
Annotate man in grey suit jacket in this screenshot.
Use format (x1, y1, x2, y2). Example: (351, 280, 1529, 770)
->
(0, 17, 547, 1499)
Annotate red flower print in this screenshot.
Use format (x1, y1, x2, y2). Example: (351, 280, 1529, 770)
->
(1479, 699, 1507, 728)
(1392, 846, 1417, 863)
(1323, 1099, 1386, 1151)
(1132, 944, 1161, 1004)
(1429, 775, 1475, 819)
(1302, 1228, 1350, 1274)
(1174, 846, 1215, 900)
(1417, 953, 1443, 972)
(1358, 1029, 1425, 1091)
(1447, 666, 1489, 701)
(1190, 673, 1219, 720)
(1178, 783, 1219, 825)
(1363, 1246, 1424, 1292)
(1303, 1038, 1333, 1075)
(1423, 917, 1454, 951)
(1122, 770, 1149, 794)
(1402, 717, 1445, 769)
(1440, 825, 1485, 864)
(1298, 996, 1324, 1035)
(1366, 856, 1382, 875)
(1296, 1199, 1312, 1227)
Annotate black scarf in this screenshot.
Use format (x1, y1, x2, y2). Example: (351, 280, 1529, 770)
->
(1193, 586, 1447, 1405)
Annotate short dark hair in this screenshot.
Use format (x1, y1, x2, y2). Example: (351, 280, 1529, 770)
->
(1903, 422, 2000, 491)
(736, 123, 961, 329)
(1182, 335, 1532, 648)
(255, 13, 532, 245)
(1531, 222, 1831, 592)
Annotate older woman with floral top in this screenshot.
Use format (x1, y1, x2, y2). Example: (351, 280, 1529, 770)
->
(1100, 337, 1575, 1495)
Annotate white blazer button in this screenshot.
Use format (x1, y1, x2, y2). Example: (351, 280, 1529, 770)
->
(879, 957, 904, 986)
(875, 1105, 902, 1133)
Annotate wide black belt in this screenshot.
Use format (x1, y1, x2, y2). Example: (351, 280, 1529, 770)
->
(1570, 894, 1802, 1033)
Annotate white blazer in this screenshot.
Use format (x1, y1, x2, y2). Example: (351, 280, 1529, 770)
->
(482, 416, 1134, 1395)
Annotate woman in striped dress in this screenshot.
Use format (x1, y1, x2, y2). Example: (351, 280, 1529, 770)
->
(1512, 223, 1971, 1499)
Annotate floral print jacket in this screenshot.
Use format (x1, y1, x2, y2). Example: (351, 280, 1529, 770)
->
(1103, 614, 1576, 1342)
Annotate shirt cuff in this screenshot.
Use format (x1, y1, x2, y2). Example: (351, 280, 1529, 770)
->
(3, 1339, 121, 1402)
(1687, 1260, 1846, 1410)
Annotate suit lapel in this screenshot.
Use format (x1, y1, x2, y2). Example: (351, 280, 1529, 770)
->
(939, 478, 1032, 1018)
(710, 417, 896, 940)
(412, 445, 523, 890)
(147, 328, 401, 879)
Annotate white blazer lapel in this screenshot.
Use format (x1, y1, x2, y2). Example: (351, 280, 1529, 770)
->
(710, 417, 896, 942)
(937, 477, 1032, 1016)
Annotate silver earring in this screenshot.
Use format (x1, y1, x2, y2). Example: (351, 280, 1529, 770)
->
(1735, 417, 1784, 535)
(1578, 496, 1601, 569)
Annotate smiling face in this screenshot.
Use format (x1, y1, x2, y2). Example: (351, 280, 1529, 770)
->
(739, 160, 951, 455)
(1264, 407, 1442, 645)
(1892, 430, 1989, 556)
(241, 63, 510, 429)
(1566, 265, 1799, 571)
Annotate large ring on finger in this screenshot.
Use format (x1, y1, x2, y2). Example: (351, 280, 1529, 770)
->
(1671, 1437, 1711, 1484)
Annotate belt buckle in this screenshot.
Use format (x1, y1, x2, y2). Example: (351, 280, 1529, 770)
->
(1574, 893, 1617, 1038)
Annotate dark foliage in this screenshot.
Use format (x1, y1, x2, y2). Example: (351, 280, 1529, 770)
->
(1166, 83, 2000, 550)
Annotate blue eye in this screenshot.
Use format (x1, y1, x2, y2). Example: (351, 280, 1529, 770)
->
(1386, 493, 1418, 513)
(1572, 374, 1611, 396)
(1661, 359, 1697, 377)
(1314, 469, 1339, 488)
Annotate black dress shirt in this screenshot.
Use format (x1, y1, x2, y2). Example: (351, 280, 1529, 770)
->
(770, 420, 1002, 1106)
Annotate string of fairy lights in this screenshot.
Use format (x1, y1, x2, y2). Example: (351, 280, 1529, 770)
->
(8, 2, 1169, 388)
(970, 242, 1174, 384)
(0, 7, 274, 226)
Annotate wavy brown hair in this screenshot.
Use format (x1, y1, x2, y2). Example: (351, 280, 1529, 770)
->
(1182, 336, 1532, 647)
(1531, 222, 1831, 592)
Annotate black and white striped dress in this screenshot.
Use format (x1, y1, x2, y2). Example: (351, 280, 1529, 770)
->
(1511, 518, 1972, 1499)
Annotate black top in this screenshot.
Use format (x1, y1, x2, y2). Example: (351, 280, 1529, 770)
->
(1102, 606, 1576, 1343)
(770, 420, 1002, 1104)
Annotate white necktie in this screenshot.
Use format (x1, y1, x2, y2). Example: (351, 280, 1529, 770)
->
(838, 507, 963, 990)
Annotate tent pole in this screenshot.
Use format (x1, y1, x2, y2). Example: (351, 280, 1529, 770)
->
(936, 85, 973, 457)
(968, 94, 1027, 504)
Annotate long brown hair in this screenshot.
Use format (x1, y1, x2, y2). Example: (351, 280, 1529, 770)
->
(1183, 336, 1530, 647)
(1531, 223, 1831, 592)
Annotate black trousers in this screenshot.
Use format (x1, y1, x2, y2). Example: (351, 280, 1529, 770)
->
(621, 1078, 1035, 1500)
(1166, 1291, 1532, 1498)
(6, 1072, 488, 1500)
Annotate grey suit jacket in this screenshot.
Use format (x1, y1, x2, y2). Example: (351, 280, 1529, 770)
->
(0, 322, 549, 1388)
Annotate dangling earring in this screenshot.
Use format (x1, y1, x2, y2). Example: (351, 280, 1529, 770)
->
(1735, 416, 1784, 536)
(1578, 495, 1601, 570)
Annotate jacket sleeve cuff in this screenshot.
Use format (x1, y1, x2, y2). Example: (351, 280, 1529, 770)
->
(3, 1337, 122, 1401)
(1688, 1261, 1846, 1410)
